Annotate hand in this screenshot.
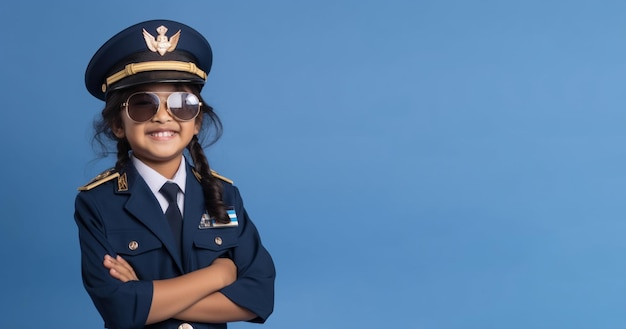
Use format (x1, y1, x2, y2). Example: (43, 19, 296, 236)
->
(103, 254, 139, 282)
(211, 257, 237, 287)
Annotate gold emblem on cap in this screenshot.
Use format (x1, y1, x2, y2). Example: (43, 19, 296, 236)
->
(143, 25, 181, 56)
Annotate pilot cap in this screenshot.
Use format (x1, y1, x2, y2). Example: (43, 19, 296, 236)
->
(85, 19, 212, 100)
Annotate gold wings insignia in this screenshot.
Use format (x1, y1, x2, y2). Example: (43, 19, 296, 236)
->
(142, 28, 159, 53)
(167, 30, 181, 52)
(142, 26, 181, 56)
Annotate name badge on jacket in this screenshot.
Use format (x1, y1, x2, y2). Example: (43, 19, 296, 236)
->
(199, 208, 239, 229)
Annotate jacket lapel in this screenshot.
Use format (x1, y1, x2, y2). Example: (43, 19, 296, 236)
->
(120, 165, 184, 272)
(181, 164, 205, 271)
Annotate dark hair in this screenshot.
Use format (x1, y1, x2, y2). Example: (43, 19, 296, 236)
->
(92, 84, 230, 224)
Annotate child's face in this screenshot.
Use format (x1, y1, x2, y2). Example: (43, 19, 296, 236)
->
(113, 83, 201, 172)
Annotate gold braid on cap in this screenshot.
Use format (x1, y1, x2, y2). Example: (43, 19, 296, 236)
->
(102, 61, 207, 93)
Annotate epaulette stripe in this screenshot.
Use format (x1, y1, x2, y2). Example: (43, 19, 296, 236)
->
(211, 170, 233, 184)
(78, 172, 120, 191)
(188, 168, 234, 184)
(211, 169, 233, 184)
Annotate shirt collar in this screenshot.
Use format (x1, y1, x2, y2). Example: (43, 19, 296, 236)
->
(131, 154, 187, 195)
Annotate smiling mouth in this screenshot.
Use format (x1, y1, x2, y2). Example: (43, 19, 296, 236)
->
(150, 131, 176, 138)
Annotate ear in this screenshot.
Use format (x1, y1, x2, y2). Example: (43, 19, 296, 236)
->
(194, 116, 202, 135)
(112, 123, 125, 138)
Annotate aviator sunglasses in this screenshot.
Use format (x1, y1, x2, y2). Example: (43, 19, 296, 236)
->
(122, 92, 202, 122)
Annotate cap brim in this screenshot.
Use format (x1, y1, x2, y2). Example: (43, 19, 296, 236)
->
(108, 71, 205, 94)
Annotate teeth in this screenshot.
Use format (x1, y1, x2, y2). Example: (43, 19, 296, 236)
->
(151, 131, 175, 137)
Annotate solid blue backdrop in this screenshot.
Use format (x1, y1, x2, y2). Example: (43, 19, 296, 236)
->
(1, 1, 626, 328)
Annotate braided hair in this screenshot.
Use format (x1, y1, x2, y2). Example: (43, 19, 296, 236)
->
(92, 84, 231, 223)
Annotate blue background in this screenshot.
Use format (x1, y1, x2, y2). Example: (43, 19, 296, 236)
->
(1, 1, 626, 328)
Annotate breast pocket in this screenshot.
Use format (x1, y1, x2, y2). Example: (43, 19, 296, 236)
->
(109, 230, 162, 256)
(107, 231, 166, 278)
(193, 228, 239, 267)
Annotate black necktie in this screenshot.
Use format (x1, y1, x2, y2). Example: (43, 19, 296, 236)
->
(160, 182, 182, 250)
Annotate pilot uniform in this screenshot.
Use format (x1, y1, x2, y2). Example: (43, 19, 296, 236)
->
(78, 19, 275, 328)
(75, 160, 275, 329)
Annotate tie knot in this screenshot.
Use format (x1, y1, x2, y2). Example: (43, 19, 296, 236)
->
(160, 182, 179, 203)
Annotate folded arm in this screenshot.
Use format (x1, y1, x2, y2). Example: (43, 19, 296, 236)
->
(105, 254, 254, 324)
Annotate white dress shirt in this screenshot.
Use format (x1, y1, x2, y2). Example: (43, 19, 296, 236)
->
(131, 154, 187, 215)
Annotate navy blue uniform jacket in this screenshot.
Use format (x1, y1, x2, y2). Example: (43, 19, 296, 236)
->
(74, 162, 275, 329)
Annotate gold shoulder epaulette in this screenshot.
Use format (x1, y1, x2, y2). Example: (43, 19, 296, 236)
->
(191, 168, 234, 184)
(78, 168, 120, 191)
(211, 170, 233, 184)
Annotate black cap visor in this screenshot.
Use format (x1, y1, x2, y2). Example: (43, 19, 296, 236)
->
(108, 70, 205, 94)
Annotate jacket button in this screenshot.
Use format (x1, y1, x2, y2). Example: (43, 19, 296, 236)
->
(214, 236, 223, 246)
(128, 241, 139, 251)
(178, 323, 193, 329)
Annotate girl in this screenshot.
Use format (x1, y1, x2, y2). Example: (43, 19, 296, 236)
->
(75, 20, 275, 329)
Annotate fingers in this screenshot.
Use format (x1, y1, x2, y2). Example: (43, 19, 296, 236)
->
(103, 254, 139, 282)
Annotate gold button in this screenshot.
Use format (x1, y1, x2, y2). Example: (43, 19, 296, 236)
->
(214, 237, 223, 246)
(128, 241, 139, 251)
(178, 323, 193, 329)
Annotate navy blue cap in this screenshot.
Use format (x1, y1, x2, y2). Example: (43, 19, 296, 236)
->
(85, 19, 212, 100)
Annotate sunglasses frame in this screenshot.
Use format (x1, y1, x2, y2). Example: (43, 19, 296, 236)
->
(121, 91, 203, 123)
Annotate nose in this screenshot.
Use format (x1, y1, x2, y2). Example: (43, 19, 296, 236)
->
(151, 95, 173, 123)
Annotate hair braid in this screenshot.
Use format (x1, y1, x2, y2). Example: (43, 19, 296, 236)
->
(188, 135, 230, 223)
(93, 89, 132, 171)
(114, 139, 131, 171)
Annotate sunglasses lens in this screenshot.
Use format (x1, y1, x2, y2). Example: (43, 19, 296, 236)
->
(168, 92, 201, 121)
(127, 93, 159, 122)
